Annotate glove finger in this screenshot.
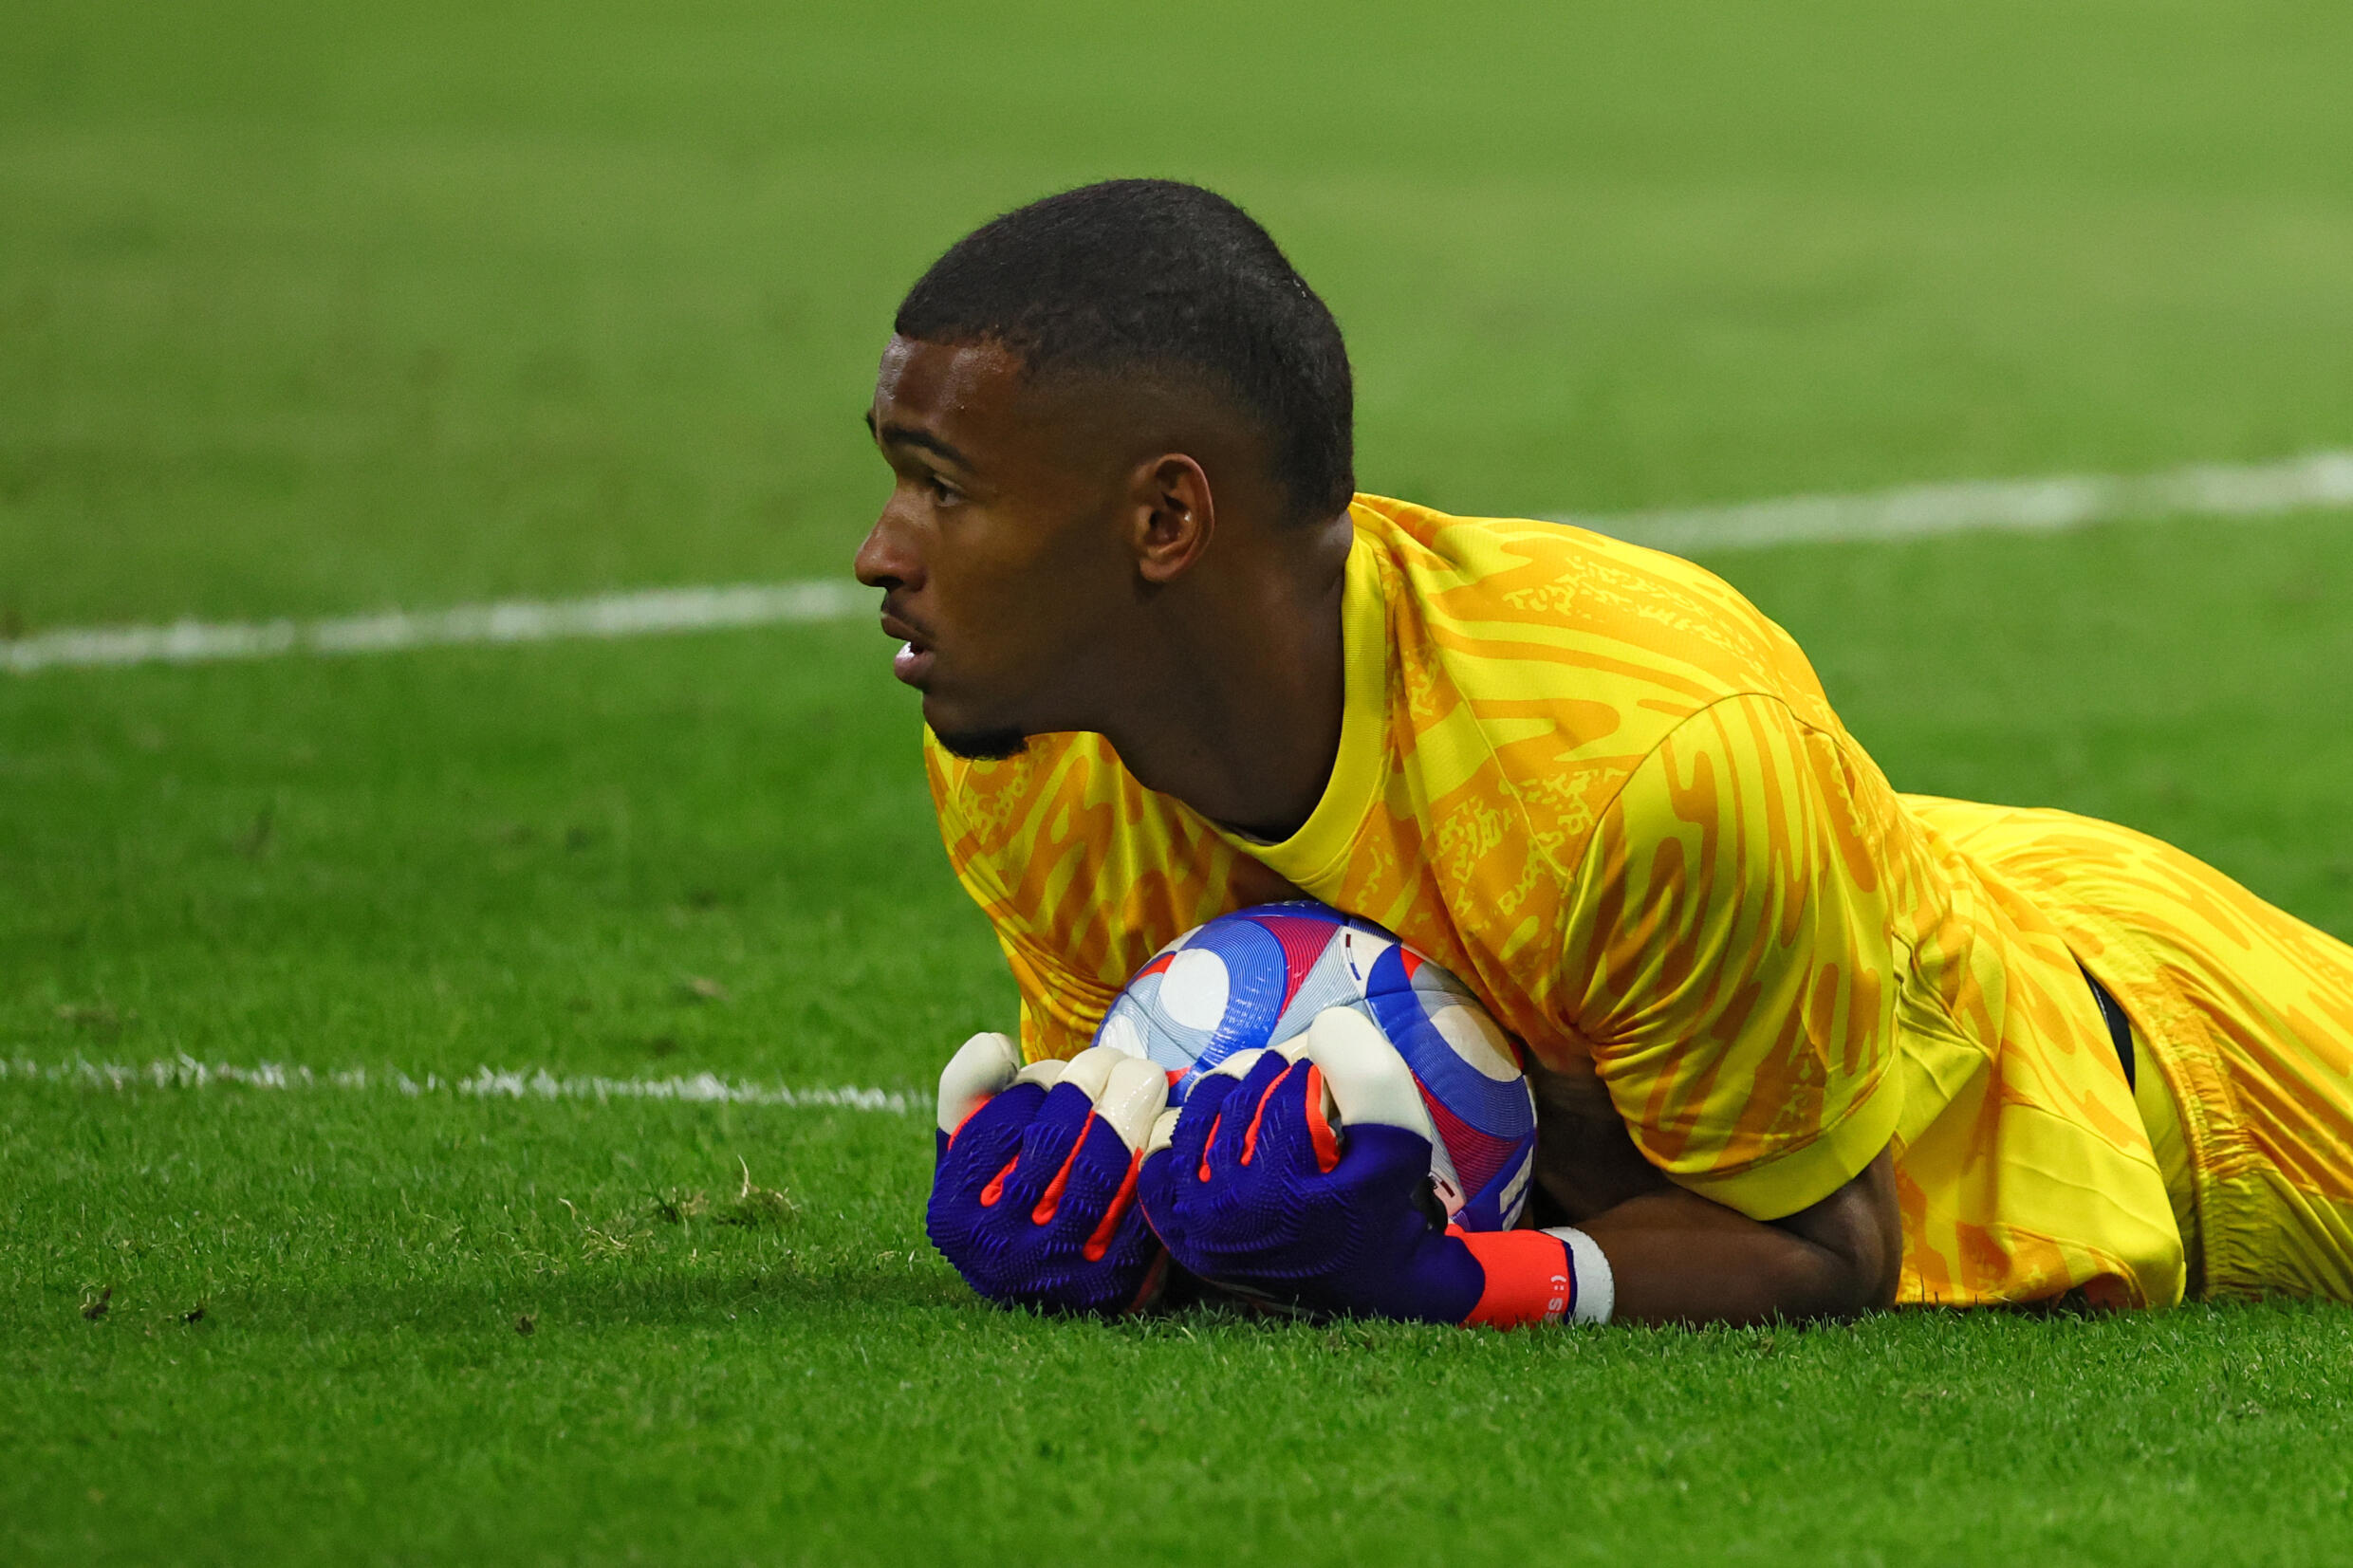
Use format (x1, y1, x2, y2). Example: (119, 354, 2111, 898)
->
(937, 1079, 1048, 1193)
(937, 1031, 1021, 1139)
(1208, 1048, 1298, 1175)
(1143, 1106, 1181, 1160)
(1297, 1007, 1440, 1202)
(1018, 1046, 1167, 1230)
(1093, 1055, 1170, 1153)
(1013, 1058, 1069, 1090)
(1041, 1109, 1147, 1240)
(1240, 1059, 1338, 1181)
(1146, 1063, 1243, 1211)
(1170, 1060, 1249, 1167)
(1297, 1007, 1436, 1143)
(1051, 1043, 1129, 1104)
(991, 1079, 1101, 1213)
(1138, 1099, 1183, 1228)
(1008, 1049, 1164, 1153)
(1269, 1035, 1343, 1152)
(1081, 1183, 1158, 1268)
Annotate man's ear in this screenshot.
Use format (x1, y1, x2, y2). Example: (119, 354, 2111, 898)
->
(1129, 454, 1214, 584)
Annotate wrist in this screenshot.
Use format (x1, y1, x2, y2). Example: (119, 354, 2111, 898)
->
(1454, 1226, 1616, 1328)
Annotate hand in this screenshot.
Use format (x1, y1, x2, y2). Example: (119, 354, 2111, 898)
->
(927, 1035, 1172, 1315)
(1139, 1009, 1591, 1328)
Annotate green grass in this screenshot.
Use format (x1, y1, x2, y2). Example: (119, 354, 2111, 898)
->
(8, 0, 2353, 1562)
(12, 1086, 2353, 1566)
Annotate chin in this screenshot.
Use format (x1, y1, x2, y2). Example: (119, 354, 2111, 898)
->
(922, 696, 1029, 761)
(930, 725, 1030, 761)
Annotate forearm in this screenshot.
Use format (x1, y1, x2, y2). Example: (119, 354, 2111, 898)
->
(1568, 1150, 1902, 1326)
(1527, 1057, 1901, 1325)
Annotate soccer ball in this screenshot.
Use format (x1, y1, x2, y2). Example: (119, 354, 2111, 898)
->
(1089, 901, 1538, 1231)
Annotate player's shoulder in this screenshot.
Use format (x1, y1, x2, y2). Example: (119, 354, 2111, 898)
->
(1347, 493, 1837, 734)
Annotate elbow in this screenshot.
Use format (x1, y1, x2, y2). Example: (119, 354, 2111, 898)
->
(1823, 1242, 1901, 1319)
(1773, 1147, 1903, 1319)
(1766, 1245, 1895, 1321)
(1861, 1227, 1902, 1311)
(1849, 1155, 1905, 1313)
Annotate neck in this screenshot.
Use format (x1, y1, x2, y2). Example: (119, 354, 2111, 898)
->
(1092, 516, 1354, 841)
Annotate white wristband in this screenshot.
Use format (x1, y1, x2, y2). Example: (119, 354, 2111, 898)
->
(1544, 1227, 1615, 1325)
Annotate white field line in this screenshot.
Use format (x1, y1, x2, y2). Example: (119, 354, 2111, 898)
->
(1558, 448, 2353, 553)
(2, 580, 862, 675)
(9, 450, 2353, 676)
(0, 1054, 916, 1115)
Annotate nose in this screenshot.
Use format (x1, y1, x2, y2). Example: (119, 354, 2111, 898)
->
(854, 499, 924, 593)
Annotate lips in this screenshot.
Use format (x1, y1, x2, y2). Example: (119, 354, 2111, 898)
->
(879, 604, 935, 689)
(893, 641, 935, 687)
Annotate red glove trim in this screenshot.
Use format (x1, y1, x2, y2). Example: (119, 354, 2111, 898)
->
(1302, 1065, 1341, 1172)
(1080, 1149, 1143, 1263)
(1239, 1073, 1283, 1166)
(1237, 1061, 1341, 1172)
(1029, 1115, 1093, 1226)
(978, 1154, 1017, 1208)
(1456, 1228, 1574, 1329)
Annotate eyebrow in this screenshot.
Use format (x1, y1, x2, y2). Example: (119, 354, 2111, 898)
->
(863, 410, 976, 471)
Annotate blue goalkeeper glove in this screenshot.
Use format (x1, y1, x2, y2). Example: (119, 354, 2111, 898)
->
(927, 1035, 1173, 1316)
(1138, 1009, 1612, 1328)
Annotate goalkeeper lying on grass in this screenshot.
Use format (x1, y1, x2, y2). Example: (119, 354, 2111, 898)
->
(856, 179, 2353, 1327)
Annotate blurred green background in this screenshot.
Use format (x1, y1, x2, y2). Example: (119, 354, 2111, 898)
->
(9, 0, 2353, 625)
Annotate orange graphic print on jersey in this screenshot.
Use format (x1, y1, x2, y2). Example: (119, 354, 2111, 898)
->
(928, 495, 2353, 1307)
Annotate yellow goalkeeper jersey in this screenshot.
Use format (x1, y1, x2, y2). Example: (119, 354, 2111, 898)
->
(926, 495, 2184, 1308)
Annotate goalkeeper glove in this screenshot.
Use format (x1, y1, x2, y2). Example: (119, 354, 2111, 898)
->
(1138, 1008, 1614, 1328)
(927, 1035, 1173, 1316)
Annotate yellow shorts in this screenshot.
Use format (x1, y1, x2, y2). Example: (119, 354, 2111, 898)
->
(1962, 807, 2353, 1302)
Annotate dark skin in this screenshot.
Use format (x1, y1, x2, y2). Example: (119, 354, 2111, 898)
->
(1527, 1051, 1899, 1323)
(855, 334, 1903, 1324)
(856, 336, 1350, 839)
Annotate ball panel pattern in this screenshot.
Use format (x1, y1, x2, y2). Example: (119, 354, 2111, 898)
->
(1088, 901, 1539, 1231)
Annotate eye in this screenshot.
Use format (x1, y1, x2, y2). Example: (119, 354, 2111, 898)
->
(926, 474, 960, 506)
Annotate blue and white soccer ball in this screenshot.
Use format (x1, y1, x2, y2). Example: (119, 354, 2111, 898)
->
(1089, 901, 1538, 1232)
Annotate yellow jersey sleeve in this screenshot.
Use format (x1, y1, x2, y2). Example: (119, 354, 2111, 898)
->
(1561, 692, 1907, 1220)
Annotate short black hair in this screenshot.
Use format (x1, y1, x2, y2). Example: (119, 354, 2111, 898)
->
(895, 179, 1355, 522)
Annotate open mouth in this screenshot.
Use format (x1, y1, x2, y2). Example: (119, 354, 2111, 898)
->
(880, 604, 936, 689)
(892, 640, 935, 687)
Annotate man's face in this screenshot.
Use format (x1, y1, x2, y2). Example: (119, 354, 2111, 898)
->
(854, 336, 1137, 757)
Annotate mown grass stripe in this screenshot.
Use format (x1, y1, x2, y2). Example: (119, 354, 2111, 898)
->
(9, 450, 2352, 675)
(0, 1055, 916, 1114)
